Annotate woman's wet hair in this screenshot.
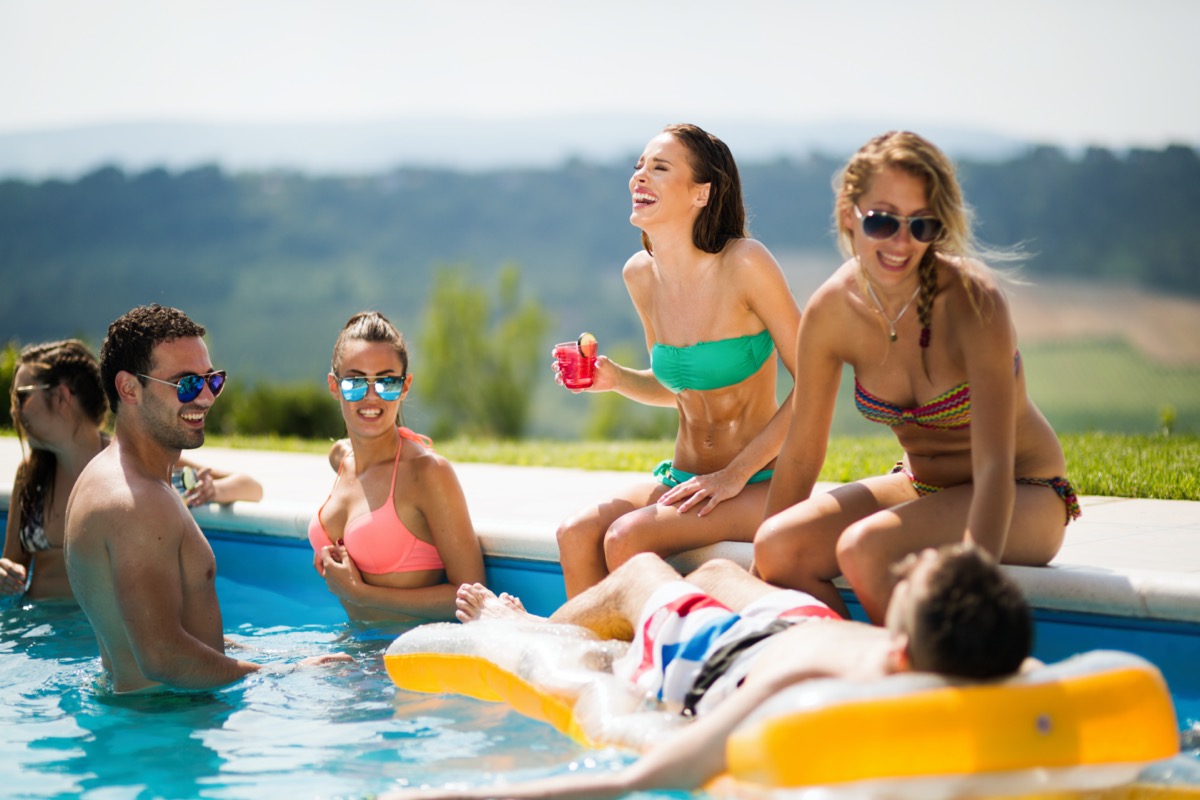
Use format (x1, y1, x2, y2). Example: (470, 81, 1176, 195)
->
(906, 545, 1032, 680)
(331, 311, 408, 376)
(12, 339, 108, 535)
(641, 123, 747, 255)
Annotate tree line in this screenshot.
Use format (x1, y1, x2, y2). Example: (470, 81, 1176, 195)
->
(2, 143, 1197, 439)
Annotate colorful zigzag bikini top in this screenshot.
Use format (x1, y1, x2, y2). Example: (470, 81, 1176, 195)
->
(854, 380, 972, 430)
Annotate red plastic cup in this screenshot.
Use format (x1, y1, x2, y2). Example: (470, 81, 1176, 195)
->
(553, 338, 597, 390)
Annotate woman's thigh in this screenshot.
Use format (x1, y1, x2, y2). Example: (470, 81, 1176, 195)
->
(755, 474, 918, 581)
(840, 479, 1068, 568)
(603, 480, 773, 563)
(559, 479, 668, 537)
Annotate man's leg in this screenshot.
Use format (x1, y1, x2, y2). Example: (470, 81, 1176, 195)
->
(547, 551, 683, 640)
(456, 551, 685, 641)
(683, 558, 787, 612)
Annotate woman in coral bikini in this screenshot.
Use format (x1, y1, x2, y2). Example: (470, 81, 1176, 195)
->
(554, 123, 802, 597)
(308, 311, 484, 622)
(754, 131, 1077, 623)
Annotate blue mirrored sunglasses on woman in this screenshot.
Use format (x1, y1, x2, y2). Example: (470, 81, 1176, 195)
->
(337, 375, 406, 402)
(138, 371, 227, 403)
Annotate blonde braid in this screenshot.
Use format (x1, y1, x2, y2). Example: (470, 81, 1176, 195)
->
(916, 250, 938, 376)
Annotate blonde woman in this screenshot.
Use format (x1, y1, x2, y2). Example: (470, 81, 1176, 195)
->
(755, 131, 1076, 623)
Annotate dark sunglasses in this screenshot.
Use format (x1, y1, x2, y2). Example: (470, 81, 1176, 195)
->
(337, 374, 406, 402)
(13, 383, 53, 409)
(138, 371, 227, 403)
(854, 205, 943, 244)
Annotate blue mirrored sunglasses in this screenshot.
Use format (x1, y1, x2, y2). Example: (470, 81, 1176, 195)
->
(338, 375, 406, 402)
(138, 371, 227, 403)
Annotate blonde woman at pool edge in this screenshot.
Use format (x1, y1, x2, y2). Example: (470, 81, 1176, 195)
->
(754, 131, 1078, 623)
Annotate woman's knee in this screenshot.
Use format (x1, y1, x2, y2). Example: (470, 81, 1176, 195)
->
(556, 515, 603, 553)
(835, 519, 894, 588)
(602, 514, 655, 568)
(753, 514, 825, 583)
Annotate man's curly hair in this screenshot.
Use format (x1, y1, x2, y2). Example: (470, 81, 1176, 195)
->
(100, 304, 206, 412)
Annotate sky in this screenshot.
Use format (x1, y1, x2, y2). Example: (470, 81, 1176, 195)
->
(2, 0, 1198, 150)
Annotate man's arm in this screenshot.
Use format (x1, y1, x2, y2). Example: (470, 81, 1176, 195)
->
(103, 503, 259, 689)
(380, 677, 788, 800)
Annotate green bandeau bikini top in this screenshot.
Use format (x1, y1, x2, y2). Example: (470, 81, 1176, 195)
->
(651, 328, 775, 393)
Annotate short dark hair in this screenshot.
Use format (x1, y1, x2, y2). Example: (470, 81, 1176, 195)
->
(641, 123, 747, 255)
(100, 304, 206, 413)
(907, 546, 1032, 679)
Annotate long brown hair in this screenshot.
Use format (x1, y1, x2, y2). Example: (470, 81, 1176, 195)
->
(12, 340, 107, 532)
(641, 123, 747, 255)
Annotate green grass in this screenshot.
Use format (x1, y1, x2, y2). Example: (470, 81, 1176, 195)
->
(7, 430, 1196, 501)
(204, 431, 1200, 501)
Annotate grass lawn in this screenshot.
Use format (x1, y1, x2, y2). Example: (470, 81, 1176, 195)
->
(204, 431, 1200, 501)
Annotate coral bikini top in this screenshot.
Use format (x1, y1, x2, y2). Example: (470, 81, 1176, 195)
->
(307, 427, 445, 574)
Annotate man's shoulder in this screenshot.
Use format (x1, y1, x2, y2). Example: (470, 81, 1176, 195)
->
(69, 451, 177, 532)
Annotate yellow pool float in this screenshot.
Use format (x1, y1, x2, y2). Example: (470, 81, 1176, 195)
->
(384, 621, 1183, 796)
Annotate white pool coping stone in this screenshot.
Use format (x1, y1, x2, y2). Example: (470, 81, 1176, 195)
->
(2, 438, 1198, 625)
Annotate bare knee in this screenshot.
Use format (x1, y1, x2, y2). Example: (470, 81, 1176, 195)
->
(753, 515, 828, 587)
(836, 520, 896, 622)
(686, 557, 745, 586)
(608, 550, 678, 586)
(835, 520, 876, 580)
(557, 515, 602, 554)
(602, 514, 656, 569)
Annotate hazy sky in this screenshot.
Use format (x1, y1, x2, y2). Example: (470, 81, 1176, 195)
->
(3, 0, 1197, 148)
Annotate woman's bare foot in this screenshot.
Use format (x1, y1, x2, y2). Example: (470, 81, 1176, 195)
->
(455, 583, 539, 623)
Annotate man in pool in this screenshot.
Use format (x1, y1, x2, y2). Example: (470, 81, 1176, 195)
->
(64, 305, 332, 693)
(385, 545, 1032, 799)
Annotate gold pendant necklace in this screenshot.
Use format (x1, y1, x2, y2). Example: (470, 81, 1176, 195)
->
(865, 281, 920, 342)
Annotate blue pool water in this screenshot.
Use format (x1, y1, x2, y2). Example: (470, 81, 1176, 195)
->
(2, 524, 1198, 799)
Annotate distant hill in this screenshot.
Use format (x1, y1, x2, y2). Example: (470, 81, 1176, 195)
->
(3, 143, 1198, 423)
(0, 115, 1034, 179)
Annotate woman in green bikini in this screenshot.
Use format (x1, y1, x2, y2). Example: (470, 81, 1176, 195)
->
(553, 123, 802, 597)
(754, 131, 1076, 623)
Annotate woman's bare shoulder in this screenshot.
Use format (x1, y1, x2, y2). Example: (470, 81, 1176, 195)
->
(622, 249, 654, 278)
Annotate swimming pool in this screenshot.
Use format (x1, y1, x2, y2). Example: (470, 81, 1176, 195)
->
(3, 521, 1199, 799)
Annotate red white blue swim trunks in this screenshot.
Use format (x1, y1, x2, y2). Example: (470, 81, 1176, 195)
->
(611, 581, 840, 716)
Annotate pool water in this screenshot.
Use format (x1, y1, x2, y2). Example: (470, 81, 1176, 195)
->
(2, 527, 1198, 799)
(2, 575, 638, 800)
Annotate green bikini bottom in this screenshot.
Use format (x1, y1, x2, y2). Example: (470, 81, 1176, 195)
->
(653, 459, 774, 488)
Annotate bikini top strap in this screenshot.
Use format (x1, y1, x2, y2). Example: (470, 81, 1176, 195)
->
(398, 426, 434, 450)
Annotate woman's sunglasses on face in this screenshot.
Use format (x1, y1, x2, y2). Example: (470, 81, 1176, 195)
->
(337, 375, 406, 402)
(854, 205, 943, 244)
(138, 371, 227, 403)
(13, 383, 53, 410)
